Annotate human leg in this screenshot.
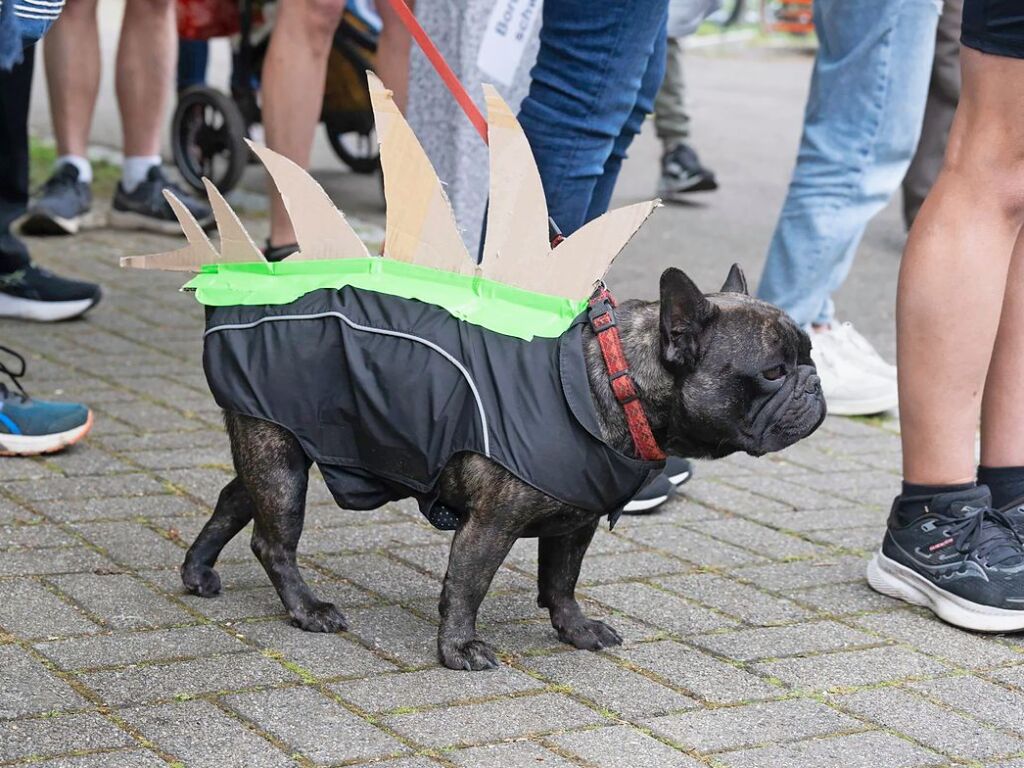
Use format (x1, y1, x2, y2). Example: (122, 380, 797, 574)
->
(42, 0, 100, 161)
(376, 0, 414, 113)
(756, 0, 939, 327)
(654, 36, 688, 149)
(901, 0, 962, 229)
(517, 0, 670, 236)
(263, 0, 346, 248)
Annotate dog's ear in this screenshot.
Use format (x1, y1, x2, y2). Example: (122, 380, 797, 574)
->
(660, 267, 717, 370)
(720, 263, 748, 295)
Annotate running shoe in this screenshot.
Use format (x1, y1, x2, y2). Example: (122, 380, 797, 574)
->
(0, 346, 93, 456)
(0, 265, 101, 322)
(109, 166, 214, 234)
(867, 486, 1024, 632)
(21, 163, 92, 236)
(657, 143, 718, 200)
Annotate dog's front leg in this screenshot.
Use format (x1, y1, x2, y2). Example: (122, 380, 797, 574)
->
(538, 520, 622, 650)
(438, 517, 518, 671)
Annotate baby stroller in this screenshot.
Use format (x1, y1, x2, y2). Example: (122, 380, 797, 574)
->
(171, 0, 380, 195)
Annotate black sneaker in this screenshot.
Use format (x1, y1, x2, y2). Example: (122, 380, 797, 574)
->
(109, 166, 214, 234)
(21, 164, 92, 236)
(623, 473, 675, 515)
(657, 143, 718, 200)
(664, 456, 693, 488)
(0, 265, 101, 322)
(867, 486, 1024, 632)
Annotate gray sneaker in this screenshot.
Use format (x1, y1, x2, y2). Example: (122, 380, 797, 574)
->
(867, 486, 1024, 632)
(109, 166, 213, 235)
(21, 164, 92, 236)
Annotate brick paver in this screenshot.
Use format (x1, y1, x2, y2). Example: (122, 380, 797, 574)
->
(3, 45, 1023, 768)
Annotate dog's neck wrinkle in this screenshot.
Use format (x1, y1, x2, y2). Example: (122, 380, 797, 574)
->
(581, 300, 674, 457)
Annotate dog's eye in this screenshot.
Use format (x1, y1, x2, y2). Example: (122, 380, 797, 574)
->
(762, 365, 785, 381)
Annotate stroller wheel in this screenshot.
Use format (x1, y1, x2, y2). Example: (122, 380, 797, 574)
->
(325, 122, 380, 175)
(172, 86, 249, 196)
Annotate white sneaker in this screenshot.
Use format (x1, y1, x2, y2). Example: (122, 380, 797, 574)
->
(809, 326, 898, 416)
(828, 321, 897, 381)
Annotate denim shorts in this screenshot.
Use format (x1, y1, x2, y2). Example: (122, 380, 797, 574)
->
(0, 0, 65, 47)
(962, 0, 1024, 59)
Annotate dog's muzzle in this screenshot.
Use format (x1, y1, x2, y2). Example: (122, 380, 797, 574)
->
(746, 364, 827, 455)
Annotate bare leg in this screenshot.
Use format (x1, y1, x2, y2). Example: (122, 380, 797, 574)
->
(538, 520, 622, 650)
(181, 476, 254, 596)
(262, 0, 345, 247)
(898, 48, 1024, 484)
(375, 0, 414, 113)
(116, 0, 175, 157)
(438, 516, 517, 670)
(43, 0, 102, 157)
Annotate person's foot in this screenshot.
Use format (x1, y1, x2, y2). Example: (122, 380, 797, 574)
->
(657, 143, 718, 200)
(109, 166, 214, 234)
(0, 347, 93, 456)
(867, 486, 1024, 632)
(0, 265, 101, 322)
(664, 456, 693, 488)
(821, 321, 897, 381)
(21, 164, 92, 236)
(809, 324, 897, 416)
(623, 474, 675, 514)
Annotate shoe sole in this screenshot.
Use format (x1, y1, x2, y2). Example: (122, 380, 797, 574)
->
(0, 293, 100, 322)
(825, 392, 898, 417)
(622, 493, 671, 513)
(866, 551, 1024, 632)
(20, 212, 81, 236)
(108, 209, 211, 235)
(668, 468, 691, 487)
(0, 411, 94, 456)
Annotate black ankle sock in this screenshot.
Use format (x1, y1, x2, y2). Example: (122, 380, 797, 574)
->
(978, 466, 1024, 509)
(896, 481, 976, 525)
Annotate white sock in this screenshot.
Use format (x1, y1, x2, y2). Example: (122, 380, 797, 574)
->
(56, 155, 92, 184)
(121, 155, 161, 193)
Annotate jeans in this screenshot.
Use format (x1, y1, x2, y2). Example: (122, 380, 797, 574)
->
(518, 0, 669, 236)
(756, 0, 940, 327)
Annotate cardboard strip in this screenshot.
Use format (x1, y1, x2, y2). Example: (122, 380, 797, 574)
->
(367, 71, 476, 276)
(479, 85, 550, 285)
(549, 200, 660, 299)
(120, 190, 220, 271)
(203, 178, 267, 263)
(247, 140, 369, 261)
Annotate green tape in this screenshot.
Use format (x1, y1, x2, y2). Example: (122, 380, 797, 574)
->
(183, 257, 587, 340)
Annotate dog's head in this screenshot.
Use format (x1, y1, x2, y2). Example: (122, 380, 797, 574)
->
(657, 265, 826, 458)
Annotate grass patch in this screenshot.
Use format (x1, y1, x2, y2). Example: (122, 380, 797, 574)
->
(29, 139, 122, 200)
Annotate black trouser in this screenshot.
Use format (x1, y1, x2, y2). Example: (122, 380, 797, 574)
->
(0, 46, 34, 273)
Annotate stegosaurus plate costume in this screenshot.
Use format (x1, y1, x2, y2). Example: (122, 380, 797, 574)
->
(124, 74, 664, 529)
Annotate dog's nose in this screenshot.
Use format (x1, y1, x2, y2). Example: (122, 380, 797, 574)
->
(804, 374, 821, 394)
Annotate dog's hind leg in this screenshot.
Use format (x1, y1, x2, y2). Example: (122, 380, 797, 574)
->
(537, 520, 622, 650)
(181, 476, 254, 596)
(228, 413, 347, 633)
(438, 516, 518, 671)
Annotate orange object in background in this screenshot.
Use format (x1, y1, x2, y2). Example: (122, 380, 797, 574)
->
(762, 0, 814, 35)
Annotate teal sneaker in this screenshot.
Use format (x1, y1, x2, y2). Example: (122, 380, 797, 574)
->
(0, 346, 92, 456)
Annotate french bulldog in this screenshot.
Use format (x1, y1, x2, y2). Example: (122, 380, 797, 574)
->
(180, 265, 826, 670)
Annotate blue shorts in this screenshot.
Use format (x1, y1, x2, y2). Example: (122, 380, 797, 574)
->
(0, 0, 65, 48)
(962, 0, 1024, 59)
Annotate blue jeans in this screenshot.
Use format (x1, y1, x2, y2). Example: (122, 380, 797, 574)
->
(756, 0, 941, 326)
(518, 0, 669, 236)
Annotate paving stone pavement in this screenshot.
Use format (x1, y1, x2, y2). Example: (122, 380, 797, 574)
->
(3, 46, 1023, 768)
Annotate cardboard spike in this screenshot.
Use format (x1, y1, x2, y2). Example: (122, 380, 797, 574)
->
(164, 190, 218, 260)
(367, 71, 476, 275)
(545, 200, 660, 299)
(202, 178, 267, 263)
(479, 84, 550, 278)
(120, 249, 208, 271)
(246, 140, 369, 261)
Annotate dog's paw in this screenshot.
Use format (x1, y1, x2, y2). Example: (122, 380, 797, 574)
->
(181, 565, 222, 597)
(291, 601, 347, 633)
(439, 639, 500, 671)
(556, 617, 623, 651)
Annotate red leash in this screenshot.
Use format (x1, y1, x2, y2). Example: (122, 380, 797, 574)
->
(379, 0, 489, 143)
(588, 285, 666, 462)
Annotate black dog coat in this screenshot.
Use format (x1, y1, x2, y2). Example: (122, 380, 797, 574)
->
(203, 287, 664, 529)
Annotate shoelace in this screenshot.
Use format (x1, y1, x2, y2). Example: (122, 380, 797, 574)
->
(0, 344, 29, 401)
(946, 505, 1024, 567)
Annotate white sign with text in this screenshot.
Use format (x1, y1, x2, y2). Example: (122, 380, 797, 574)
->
(476, 0, 543, 87)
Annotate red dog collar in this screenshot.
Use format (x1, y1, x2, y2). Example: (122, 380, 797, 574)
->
(587, 285, 666, 462)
